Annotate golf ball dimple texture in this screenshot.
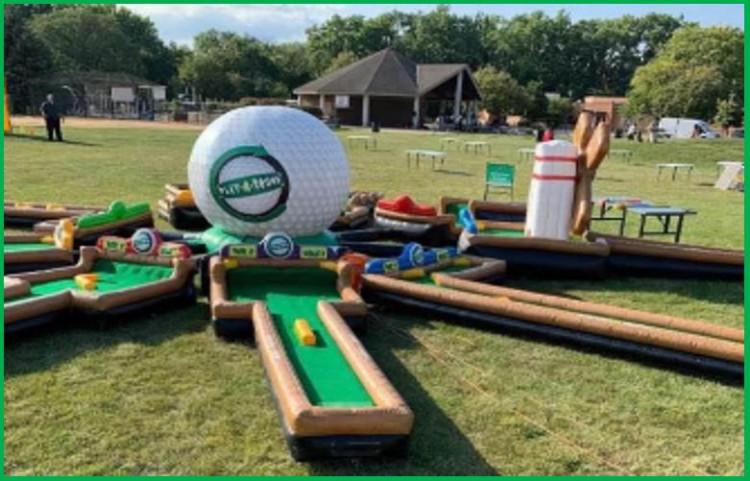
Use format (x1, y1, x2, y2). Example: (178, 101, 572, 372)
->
(188, 106, 350, 237)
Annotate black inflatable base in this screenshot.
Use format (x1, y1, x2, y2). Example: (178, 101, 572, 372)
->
(466, 245, 607, 279)
(257, 348, 410, 461)
(5, 278, 197, 338)
(606, 253, 744, 280)
(363, 288, 743, 380)
(160, 206, 211, 231)
(4, 259, 76, 275)
(285, 431, 409, 461)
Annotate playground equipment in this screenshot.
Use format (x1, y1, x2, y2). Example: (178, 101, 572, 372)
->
(4, 229, 195, 336)
(209, 233, 413, 459)
(4, 201, 155, 273)
(361, 244, 743, 377)
(5, 105, 744, 463)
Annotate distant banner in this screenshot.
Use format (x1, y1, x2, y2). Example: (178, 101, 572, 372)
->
(111, 87, 135, 102)
(335, 95, 350, 109)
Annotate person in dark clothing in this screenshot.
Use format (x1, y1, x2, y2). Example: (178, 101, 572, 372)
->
(40, 94, 63, 141)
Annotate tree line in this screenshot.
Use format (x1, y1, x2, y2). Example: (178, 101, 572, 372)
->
(4, 4, 744, 123)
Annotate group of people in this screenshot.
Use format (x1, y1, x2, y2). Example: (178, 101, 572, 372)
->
(625, 119, 660, 143)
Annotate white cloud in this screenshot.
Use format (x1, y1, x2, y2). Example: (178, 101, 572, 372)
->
(120, 4, 347, 45)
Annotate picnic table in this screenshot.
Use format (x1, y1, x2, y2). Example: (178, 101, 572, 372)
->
(347, 135, 377, 150)
(608, 149, 633, 163)
(656, 163, 694, 181)
(590, 196, 652, 236)
(518, 148, 535, 162)
(439, 137, 460, 150)
(463, 141, 491, 155)
(628, 205, 697, 243)
(405, 149, 446, 170)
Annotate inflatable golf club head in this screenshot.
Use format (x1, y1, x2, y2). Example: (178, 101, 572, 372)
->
(188, 106, 350, 237)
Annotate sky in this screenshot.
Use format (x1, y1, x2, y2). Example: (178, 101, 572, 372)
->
(121, 4, 744, 46)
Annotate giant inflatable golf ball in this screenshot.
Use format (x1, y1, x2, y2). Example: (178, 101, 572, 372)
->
(188, 106, 350, 237)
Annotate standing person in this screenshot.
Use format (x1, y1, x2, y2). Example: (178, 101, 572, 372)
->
(542, 125, 555, 142)
(648, 118, 659, 144)
(40, 93, 63, 142)
(626, 123, 637, 141)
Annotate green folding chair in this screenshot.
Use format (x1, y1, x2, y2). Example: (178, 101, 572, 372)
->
(484, 163, 515, 200)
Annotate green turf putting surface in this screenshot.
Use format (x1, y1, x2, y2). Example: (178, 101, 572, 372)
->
(4, 243, 57, 252)
(7, 260, 175, 303)
(480, 228, 525, 237)
(226, 266, 374, 408)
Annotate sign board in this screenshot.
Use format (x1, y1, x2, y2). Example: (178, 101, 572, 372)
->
(111, 87, 135, 102)
(335, 95, 350, 109)
(715, 164, 744, 191)
(151, 86, 167, 101)
(486, 163, 514, 186)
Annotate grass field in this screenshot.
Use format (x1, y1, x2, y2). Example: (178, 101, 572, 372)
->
(3, 121, 744, 475)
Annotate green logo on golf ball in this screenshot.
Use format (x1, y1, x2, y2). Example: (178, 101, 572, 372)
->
(210, 145, 290, 223)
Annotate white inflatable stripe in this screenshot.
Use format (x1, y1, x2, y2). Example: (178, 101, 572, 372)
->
(525, 140, 578, 240)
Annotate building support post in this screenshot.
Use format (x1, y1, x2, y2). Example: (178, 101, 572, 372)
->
(362, 94, 370, 127)
(412, 96, 420, 128)
(319, 95, 326, 116)
(453, 71, 464, 121)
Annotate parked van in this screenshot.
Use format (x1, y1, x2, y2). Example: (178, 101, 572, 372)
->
(659, 117, 720, 139)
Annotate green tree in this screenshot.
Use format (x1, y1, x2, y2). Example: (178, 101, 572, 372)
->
(323, 51, 359, 74)
(29, 6, 142, 74)
(626, 26, 743, 119)
(269, 42, 313, 94)
(4, 4, 57, 112)
(179, 30, 279, 101)
(714, 94, 741, 135)
(398, 6, 483, 66)
(546, 96, 573, 126)
(474, 66, 530, 117)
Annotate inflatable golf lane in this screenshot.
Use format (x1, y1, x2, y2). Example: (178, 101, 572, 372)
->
(4, 201, 155, 274)
(5, 200, 106, 227)
(4, 229, 195, 336)
(337, 195, 461, 256)
(157, 183, 211, 231)
(361, 243, 743, 378)
(587, 232, 744, 280)
(328, 191, 383, 232)
(455, 201, 609, 279)
(209, 233, 413, 460)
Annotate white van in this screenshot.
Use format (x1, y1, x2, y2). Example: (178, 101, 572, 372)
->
(659, 117, 720, 139)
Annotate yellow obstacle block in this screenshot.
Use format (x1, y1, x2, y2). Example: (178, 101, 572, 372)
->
(40, 235, 55, 244)
(401, 268, 425, 279)
(495, 296, 510, 302)
(46, 203, 65, 211)
(222, 258, 239, 270)
(175, 190, 194, 204)
(476, 221, 488, 231)
(319, 261, 338, 272)
(453, 257, 472, 267)
(74, 273, 99, 290)
(294, 319, 316, 346)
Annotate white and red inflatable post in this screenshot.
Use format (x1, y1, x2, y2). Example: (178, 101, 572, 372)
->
(524, 140, 578, 240)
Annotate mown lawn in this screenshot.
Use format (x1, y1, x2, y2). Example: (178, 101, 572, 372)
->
(3, 123, 744, 475)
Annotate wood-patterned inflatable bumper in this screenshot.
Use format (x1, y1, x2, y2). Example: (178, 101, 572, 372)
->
(4, 247, 196, 336)
(209, 242, 413, 460)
